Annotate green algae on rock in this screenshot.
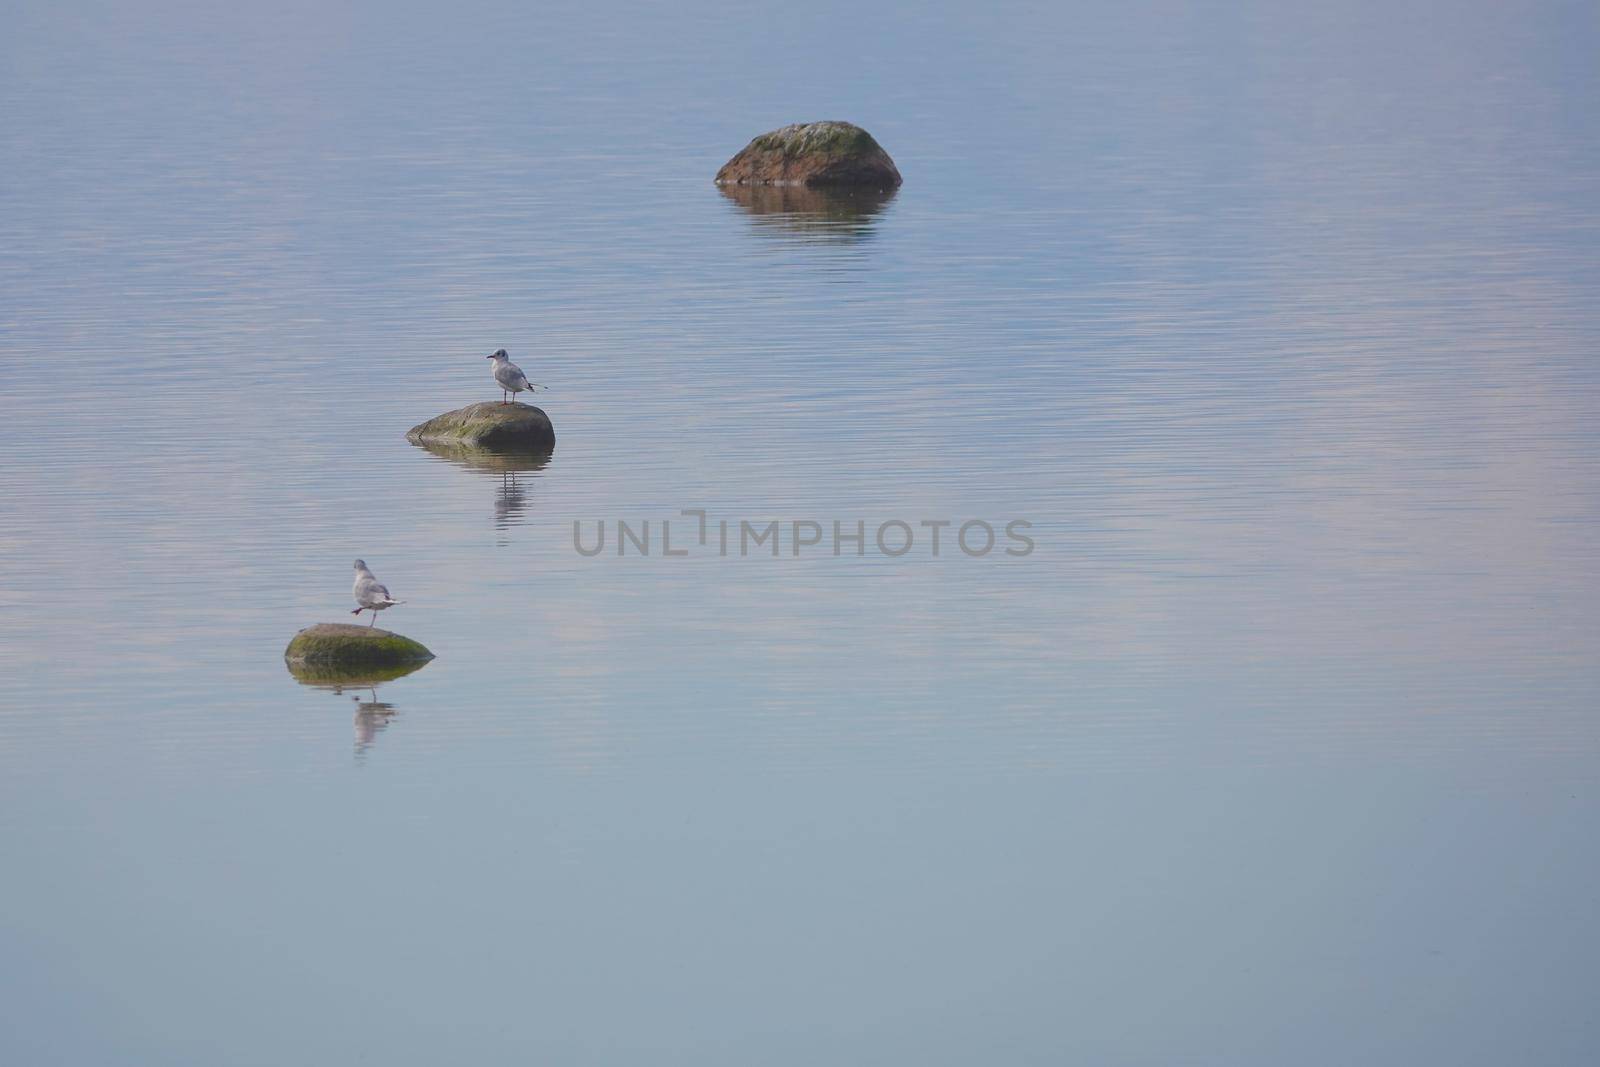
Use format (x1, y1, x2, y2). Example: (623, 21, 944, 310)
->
(715, 121, 902, 188)
(406, 402, 555, 451)
(284, 623, 434, 669)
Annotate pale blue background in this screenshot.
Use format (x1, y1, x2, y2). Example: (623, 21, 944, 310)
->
(2, 0, 1598, 1063)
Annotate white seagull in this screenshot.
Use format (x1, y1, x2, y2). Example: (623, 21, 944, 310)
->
(487, 348, 543, 405)
(351, 559, 404, 627)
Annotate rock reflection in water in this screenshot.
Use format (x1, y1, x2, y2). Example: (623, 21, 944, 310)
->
(717, 184, 897, 244)
(285, 659, 430, 758)
(410, 441, 552, 538)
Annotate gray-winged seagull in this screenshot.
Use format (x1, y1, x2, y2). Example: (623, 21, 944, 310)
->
(487, 348, 543, 405)
(351, 559, 403, 626)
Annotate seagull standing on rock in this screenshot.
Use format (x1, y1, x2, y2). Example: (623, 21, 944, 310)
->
(351, 559, 403, 627)
(487, 349, 543, 405)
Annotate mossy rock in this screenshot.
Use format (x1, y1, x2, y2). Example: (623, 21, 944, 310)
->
(406, 402, 555, 451)
(715, 121, 902, 188)
(284, 623, 434, 669)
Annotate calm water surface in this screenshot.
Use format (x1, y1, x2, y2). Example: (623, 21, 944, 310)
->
(3, 1, 1598, 1063)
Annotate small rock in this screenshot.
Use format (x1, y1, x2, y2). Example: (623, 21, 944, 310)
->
(284, 623, 434, 669)
(715, 121, 902, 188)
(406, 402, 555, 451)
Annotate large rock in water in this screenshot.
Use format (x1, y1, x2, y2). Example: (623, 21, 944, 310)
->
(284, 623, 434, 669)
(406, 402, 555, 451)
(715, 121, 902, 189)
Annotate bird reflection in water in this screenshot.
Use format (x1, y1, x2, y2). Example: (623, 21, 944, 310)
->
(495, 470, 529, 532)
(285, 659, 429, 759)
(717, 183, 898, 245)
(410, 441, 552, 542)
(350, 689, 398, 755)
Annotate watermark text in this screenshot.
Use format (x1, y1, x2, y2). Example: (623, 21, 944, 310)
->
(573, 511, 1034, 559)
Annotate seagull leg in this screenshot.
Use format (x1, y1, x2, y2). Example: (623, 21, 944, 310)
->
(369, 612, 377, 628)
